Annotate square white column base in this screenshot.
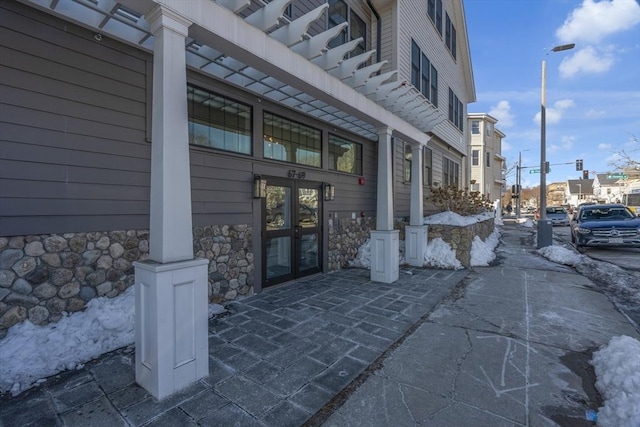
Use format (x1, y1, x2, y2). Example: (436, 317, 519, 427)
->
(370, 230, 400, 283)
(133, 258, 209, 400)
(405, 225, 428, 267)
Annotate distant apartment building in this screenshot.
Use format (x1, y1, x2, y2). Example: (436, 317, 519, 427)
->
(467, 113, 506, 204)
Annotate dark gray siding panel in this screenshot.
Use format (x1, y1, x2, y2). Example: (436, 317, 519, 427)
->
(0, 1, 151, 236)
(190, 149, 254, 225)
(393, 139, 411, 218)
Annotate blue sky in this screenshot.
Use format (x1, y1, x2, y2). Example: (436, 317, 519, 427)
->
(464, 0, 640, 188)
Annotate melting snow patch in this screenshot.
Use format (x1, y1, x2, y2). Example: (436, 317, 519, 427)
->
(537, 245, 583, 266)
(591, 335, 640, 427)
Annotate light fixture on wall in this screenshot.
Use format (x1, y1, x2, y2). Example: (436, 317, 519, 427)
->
(324, 183, 335, 201)
(253, 175, 266, 199)
(432, 181, 441, 187)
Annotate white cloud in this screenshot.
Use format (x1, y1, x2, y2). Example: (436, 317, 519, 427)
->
(488, 100, 515, 127)
(533, 99, 575, 125)
(549, 135, 575, 154)
(501, 140, 512, 152)
(599, 143, 612, 150)
(586, 109, 607, 119)
(559, 46, 615, 77)
(556, 0, 640, 44)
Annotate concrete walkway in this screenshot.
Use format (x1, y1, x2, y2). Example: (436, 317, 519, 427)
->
(323, 222, 640, 426)
(1, 221, 638, 426)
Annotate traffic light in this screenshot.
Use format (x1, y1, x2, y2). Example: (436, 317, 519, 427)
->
(544, 161, 550, 173)
(576, 159, 583, 171)
(583, 170, 589, 179)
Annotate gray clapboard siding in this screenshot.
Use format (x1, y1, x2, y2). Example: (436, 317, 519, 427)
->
(0, 215, 150, 237)
(0, 199, 149, 216)
(0, 1, 151, 236)
(0, 160, 149, 186)
(1, 123, 149, 159)
(1, 140, 150, 172)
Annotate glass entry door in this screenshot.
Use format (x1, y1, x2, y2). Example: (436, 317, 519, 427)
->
(263, 178, 322, 287)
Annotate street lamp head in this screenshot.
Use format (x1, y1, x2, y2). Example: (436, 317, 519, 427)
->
(551, 43, 575, 52)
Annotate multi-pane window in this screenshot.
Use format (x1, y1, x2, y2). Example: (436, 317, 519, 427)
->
(187, 84, 252, 155)
(472, 150, 479, 166)
(263, 112, 321, 167)
(486, 123, 493, 136)
(329, 135, 362, 174)
(445, 13, 457, 59)
(448, 88, 464, 131)
(404, 143, 412, 183)
(443, 157, 460, 188)
(471, 120, 480, 134)
(411, 41, 420, 91)
(486, 152, 491, 167)
(427, 0, 443, 35)
(328, 0, 366, 58)
(424, 148, 432, 186)
(405, 144, 432, 185)
(421, 54, 430, 100)
(411, 40, 438, 106)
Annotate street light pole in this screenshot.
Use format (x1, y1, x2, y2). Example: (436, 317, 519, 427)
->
(516, 149, 529, 219)
(537, 43, 575, 249)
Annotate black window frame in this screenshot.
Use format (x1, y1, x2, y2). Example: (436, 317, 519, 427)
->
(428, 0, 443, 35)
(411, 39, 438, 106)
(328, 134, 363, 175)
(448, 88, 464, 131)
(328, 0, 367, 59)
(263, 112, 322, 167)
(445, 13, 457, 59)
(424, 147, 433, 186)
(443, 157, 460, 188)
(187, 84, 253, 155)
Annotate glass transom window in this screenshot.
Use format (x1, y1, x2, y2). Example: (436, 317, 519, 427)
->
(187, 85, 252, 155)
(263, 112, 321, 167)
(329, 135, 362, 174)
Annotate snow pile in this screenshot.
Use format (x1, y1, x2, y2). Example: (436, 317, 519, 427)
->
(521, 218, 535, 228)
(349, 239, 372, 268)
(0, 286, 136, 396)
(591, 335, 640, 427)
(424, 211, 494, 226)
(537, 245, 583, 266)
(470, 228, 501, 266)
(424, 238, 463, 270)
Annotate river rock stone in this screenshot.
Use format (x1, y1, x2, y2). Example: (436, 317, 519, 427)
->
(1, 249, 23, 269)
(28, 306, 49, 325)
(44, 236, 67, 252)
(12, 257, 37, 277)
(0, 306, 27, 329)
(34, 283, 58, 299)
(24, 241, 45, 257)
(0, 270, 16, 288)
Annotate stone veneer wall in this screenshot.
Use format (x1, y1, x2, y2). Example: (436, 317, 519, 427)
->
(0, 225, 253, 337)
(425, 218, 495, 267)
(327, 217, 375, 271)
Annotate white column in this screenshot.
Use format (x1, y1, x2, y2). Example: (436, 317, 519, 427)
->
(148, 6, 193, 264)
(371, 127, 399, 283)
(134, 5, 209, 401)
(406, 141, 428, 267)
